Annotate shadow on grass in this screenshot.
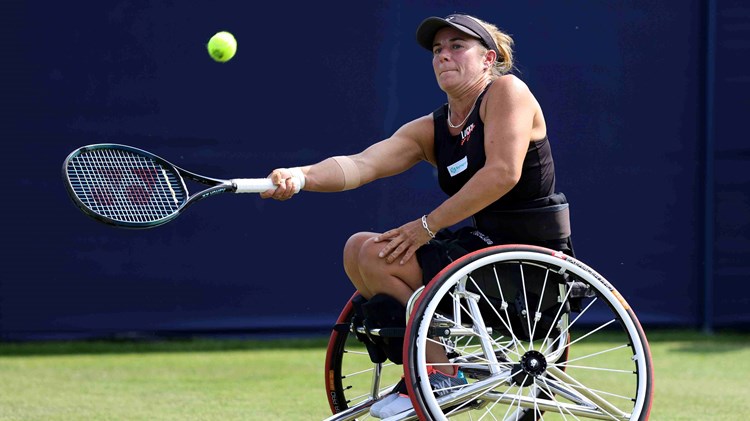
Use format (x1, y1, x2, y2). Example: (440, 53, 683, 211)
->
(551, 328, 750, 356)
(0, 331, 332, 356)
(2, 329, 748, 357)
(645, 329, 750, 354)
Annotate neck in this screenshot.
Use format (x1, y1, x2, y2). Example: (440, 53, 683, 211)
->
(446, 81, 488, 129)
(446, 79, 490, 116)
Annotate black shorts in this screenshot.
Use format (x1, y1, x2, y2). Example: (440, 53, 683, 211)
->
(415, 226, 574, 286)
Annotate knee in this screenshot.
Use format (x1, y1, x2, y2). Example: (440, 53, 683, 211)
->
(343, 232, 376, 268)
(356, 237, 387, 274)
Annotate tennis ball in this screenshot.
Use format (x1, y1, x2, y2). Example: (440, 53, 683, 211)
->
(207, 31, 237, 63)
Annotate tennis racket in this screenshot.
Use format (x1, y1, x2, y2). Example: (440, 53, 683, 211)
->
(62, 143, 297, 228)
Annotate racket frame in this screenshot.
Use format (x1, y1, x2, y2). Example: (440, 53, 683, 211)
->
(63, 144, 252, 228)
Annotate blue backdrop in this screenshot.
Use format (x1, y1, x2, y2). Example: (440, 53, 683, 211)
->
(2, 0, 748, 340)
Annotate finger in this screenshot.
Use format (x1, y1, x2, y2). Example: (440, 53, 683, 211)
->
(375, 229, 399, 243)
(282, 183, 296, 200)
(272, 178, 290, 200)
(259, 188, 276, 199)
(400, 246, 418, 265)
(378, 237, 400, 258)
(377, 230, 395, 241)
(270, 170, 284, 186)
(387, 242, 409, 263)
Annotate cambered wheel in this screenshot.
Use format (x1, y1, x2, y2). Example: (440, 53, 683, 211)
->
(404, 245, 653, 421)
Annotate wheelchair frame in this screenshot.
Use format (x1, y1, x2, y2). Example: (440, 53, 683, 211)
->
(323, 245, 653, 421)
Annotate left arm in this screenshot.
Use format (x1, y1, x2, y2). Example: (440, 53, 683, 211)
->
(377, 75, 537, 264)
(427, 75, 537, 230)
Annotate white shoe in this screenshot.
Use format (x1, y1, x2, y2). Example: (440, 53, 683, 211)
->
(369, 393, 400, 418)
(378, 394, 413, 418)
(379, 368, 468, 418)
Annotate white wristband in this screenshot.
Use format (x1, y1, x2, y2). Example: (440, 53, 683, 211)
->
(288, 167, 306, 190)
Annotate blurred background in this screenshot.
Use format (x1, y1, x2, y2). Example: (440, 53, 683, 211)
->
(1, 0, 748, 341)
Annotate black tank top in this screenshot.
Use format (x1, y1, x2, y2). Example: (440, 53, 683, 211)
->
(433, 85, 556, 211)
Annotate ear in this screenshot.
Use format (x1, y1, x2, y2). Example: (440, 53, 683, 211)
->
(484, 49, 497, 68)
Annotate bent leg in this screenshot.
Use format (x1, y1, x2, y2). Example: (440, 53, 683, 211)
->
(356, 235, 423, 305)
(343, 232, 378, 298)
(344, 232, 451, 372)
(344, 232, 424, 304)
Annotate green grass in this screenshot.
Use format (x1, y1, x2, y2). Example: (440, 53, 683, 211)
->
(0, 330, 748, 420)
(646, 330, 750, 420)
(0, 338, 331, 421)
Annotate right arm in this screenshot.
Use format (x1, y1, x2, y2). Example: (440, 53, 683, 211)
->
(260, 115, 435, 200)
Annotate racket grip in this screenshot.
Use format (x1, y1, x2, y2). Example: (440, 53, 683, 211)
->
(231, 178, 302, 193)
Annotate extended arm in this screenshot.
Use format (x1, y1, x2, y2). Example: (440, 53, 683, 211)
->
(260, 116, 434, 200)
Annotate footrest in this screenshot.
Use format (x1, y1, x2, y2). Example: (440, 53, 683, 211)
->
(333, 323, 350, 333)
(353, 325, 405, 338)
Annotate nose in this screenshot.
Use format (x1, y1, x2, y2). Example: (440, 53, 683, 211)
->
(435, 50, 450, 63)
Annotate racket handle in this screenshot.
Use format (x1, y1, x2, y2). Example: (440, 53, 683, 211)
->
(231, 178, 302, 193)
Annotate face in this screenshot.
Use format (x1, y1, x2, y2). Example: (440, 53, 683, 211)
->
(431, 27, 491, 91)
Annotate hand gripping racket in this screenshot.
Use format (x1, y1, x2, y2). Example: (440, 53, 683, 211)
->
(62, 144, 298, 228)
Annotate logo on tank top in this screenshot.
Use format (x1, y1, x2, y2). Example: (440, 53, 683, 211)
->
(447, 156, 468, 177)
(460, 123, 476, 146)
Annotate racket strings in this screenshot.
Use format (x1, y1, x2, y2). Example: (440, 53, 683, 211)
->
(67, 149, 186, 223)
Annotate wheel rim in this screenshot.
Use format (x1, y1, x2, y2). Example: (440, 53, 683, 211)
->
(325, 297, 404, 418)
(406, 246, 653, 421)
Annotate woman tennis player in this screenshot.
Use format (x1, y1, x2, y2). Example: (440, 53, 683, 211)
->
(261, 13, 574, 418)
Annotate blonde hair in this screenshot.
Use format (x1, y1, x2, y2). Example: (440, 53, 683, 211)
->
(474, 17, 515, 77)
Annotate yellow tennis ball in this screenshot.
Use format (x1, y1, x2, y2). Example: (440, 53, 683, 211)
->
(207, 31, 237, 63)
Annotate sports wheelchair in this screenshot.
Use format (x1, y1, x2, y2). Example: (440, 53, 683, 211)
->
(323, 245, 653, 420)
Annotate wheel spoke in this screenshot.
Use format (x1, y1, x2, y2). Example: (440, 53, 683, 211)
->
(403, 248, 652, 420)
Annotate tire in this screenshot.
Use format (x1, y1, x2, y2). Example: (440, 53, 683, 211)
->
(404, 245, 654, 421)
(324, 295, 404, 419)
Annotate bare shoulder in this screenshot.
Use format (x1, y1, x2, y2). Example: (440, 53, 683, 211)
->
(482, 75, 545, 140)
(486, 74, 533, 102)
(481, 75, 538, 122)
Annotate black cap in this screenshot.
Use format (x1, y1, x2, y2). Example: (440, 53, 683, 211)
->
(416, 14, 500, 58)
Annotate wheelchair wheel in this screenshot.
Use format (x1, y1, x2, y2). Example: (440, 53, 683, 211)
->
(324, 294, 404, 420)
(404, 245, 653, 421)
